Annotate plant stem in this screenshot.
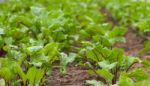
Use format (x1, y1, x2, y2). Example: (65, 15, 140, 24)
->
(126, 62, 138, 72)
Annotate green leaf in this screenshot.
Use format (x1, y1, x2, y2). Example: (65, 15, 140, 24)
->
(128, 68, 148, 81)
(86, 80, 106, 86)
(26, 67, 36, 86)
(98, 60, 117, 70)
(4, 37, 13, 45)
(108, 25, 127, 44)
(108, 48, 124, 63)
(139, 40, 150, 55)
(99, 37, 112, 48)
(86, 44, 107, 62)
(26, 67, 44, 86)
(26, 45, 43, 55)
(35, 69, 45, 86)
(60, 53, 76, 74)
(86, 50, 100, 62)
(127, 56, 140, 65)
(142, 59, 150, 68)
(109, 26, 127, 38)
(134, 80, 150, 86)
(0, 79, 5, 86)
(14, 64, 26, 84)
(136, 19, 150, 33)
(31, 6, 44, 16)
(118, 73, 134, 86)
(124, 56, 140, 71)
(109, 37, 126, 44)
(0, 36, 4, 48)
(0, 58, 17, 81)
(0, 67, 14, 81)
(0, 28, 4, 35)
(96, 69, 113, 82)
(43, 42, 59, 58)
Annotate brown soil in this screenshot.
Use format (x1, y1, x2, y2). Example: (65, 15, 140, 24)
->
(114, 28, 144, 56)
(47, 64, 96, 86)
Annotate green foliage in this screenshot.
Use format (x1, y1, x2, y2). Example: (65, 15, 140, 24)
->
(26, 67, 44, 86)
(134, 80, 150, 86)
(0, 79, 5, 86)
(85, 43, 147, 85)
(142, 59, 150, 68)
(118, 73, 150, 86)
(96, 69, 113, 83)
(139, 40, 150, 55)
(0, 58, 26, 84)
(128, 68, 148, 81)
(98, 61, 117, 70)
(60, 53, 76, 74)
(0, 0, 150, 85)
(118, 73, 134, 86)
(108, 26, 127, 44)
(86, 80, 106, 86)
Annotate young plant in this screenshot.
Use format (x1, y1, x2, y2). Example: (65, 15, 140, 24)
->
(84, 42, 149, 86)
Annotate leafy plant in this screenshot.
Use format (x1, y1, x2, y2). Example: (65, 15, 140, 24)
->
(60, 53, 77, 74)
(0, 0, 150, 86)
(84, 43, 149, 86)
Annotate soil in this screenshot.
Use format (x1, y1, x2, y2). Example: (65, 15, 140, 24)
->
(114, 28, 144, 56)
(47, 63, 96, 86)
